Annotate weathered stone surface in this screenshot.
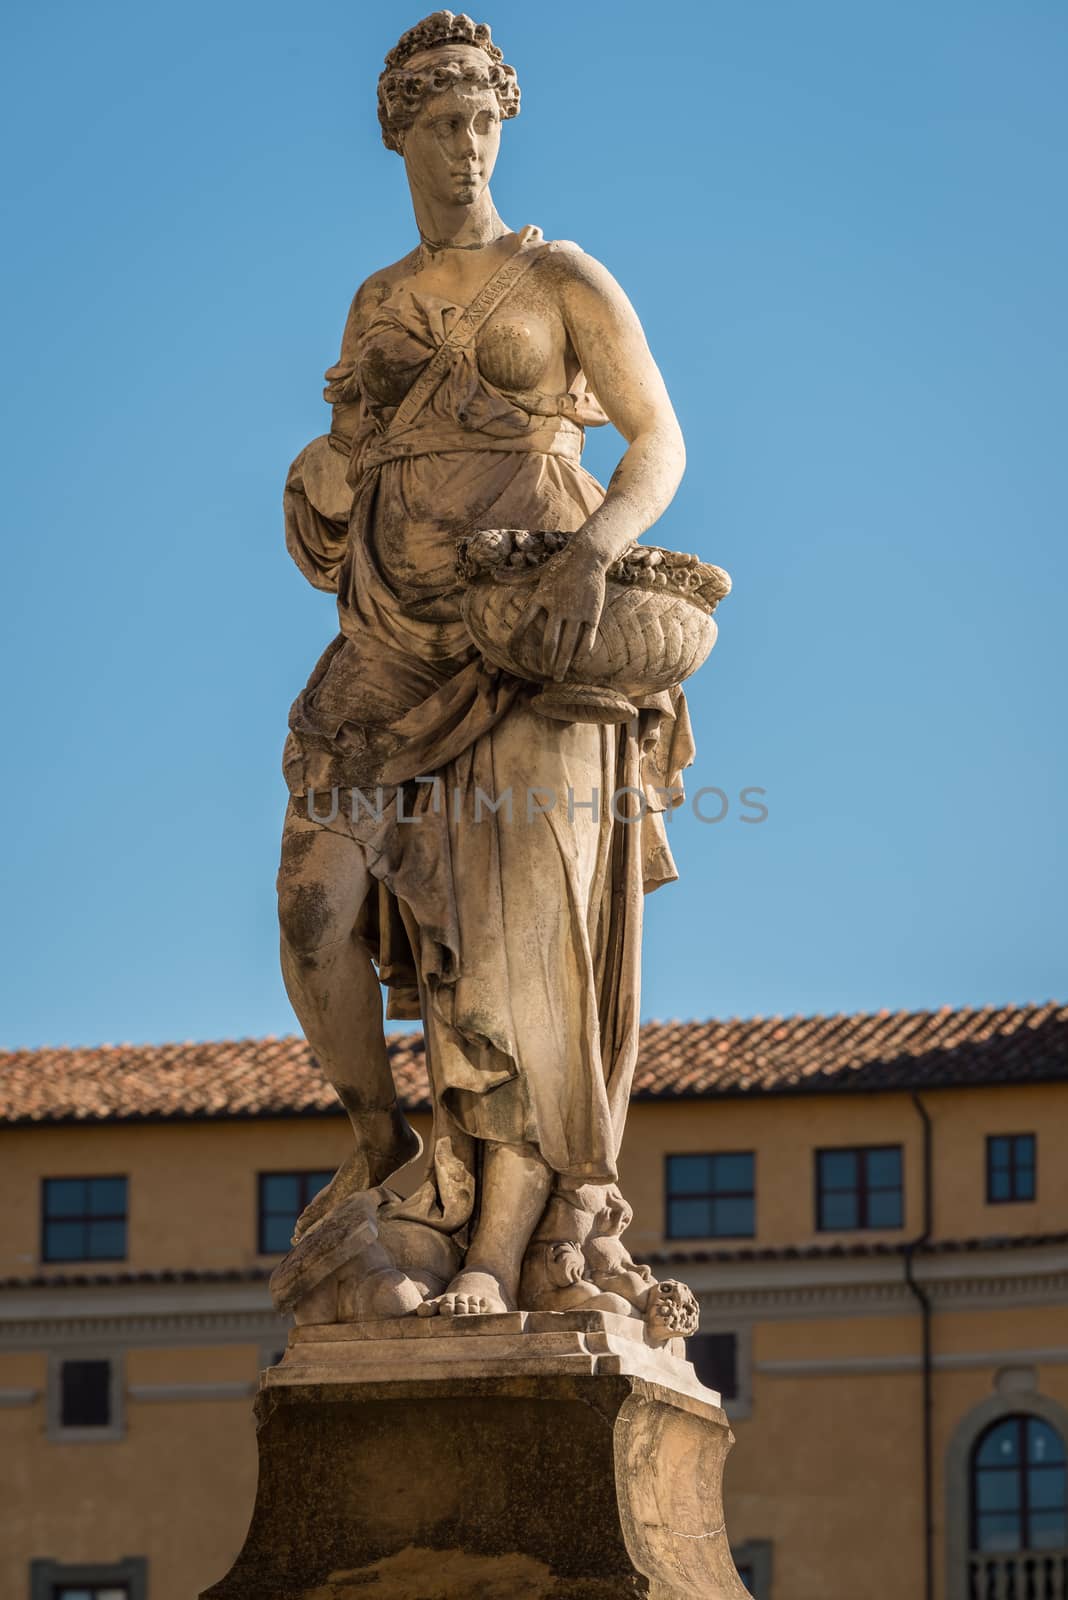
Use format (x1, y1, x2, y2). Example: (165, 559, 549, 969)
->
(273, 5, 731, 1339)
(201, 1318, 748, 1600)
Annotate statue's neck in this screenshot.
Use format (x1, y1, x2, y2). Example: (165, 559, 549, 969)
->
(408, 184, 509, 251)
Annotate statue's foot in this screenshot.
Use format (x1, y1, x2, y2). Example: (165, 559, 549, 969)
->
(292, 1110, 421, 1243)
(417, 1268, 514, 1318)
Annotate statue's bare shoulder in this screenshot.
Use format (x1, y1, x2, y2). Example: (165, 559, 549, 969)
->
(337, 247, 422, 357)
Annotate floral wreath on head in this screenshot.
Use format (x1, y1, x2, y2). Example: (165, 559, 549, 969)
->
(378, 9, 520, 154)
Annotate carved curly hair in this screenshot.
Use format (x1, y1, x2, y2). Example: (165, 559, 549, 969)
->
(377, 10, 520, 155)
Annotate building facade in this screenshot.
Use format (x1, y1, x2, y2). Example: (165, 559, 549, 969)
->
(2, 1003, 1066, 1600)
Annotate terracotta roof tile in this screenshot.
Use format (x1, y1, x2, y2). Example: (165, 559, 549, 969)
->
(1, 1002, 1066, 1126)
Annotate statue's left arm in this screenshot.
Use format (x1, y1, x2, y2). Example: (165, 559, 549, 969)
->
(515, 250, 686, 680)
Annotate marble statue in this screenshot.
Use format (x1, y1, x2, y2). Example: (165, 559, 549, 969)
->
(271, 8, 729, 1341)
(205, 14, 751, 1597)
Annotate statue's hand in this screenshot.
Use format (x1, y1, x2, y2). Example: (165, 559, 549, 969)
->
(512, 546, 608, 682)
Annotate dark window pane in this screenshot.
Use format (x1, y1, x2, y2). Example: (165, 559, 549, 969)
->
(309, 1172, 333, 1195)
(44, 1221, 86, 1262)
(866, 1190, 903, 1229)
(667, 1156, 714, 1196)
(262, 1174, 301, 1213)
(261, 1214, 295, 1253)
(736, 1565, 754, 1594)
(975, 1512, 1023, 1552)
(711, 1154, 753, 1194)
(1029, 1421, 1067, 1465)
(1014, 1134, 1035, 1168)
(710, 1197, 755, 1238)
(988, 1137, 1011, 1171)
(1015, 1168, 1036, 1201)
(687, 1333, 737, 1400)
(1030, 1510, 1068, 1549)
(976, 1470, 1022, 1511)
(819, 1192, 858, 1230)
(87, 1177, 127, 1216)
(977, 1422, 1021, 1467)
(1029, 1466, 1066, 1511)
(60, 1359, 111, 1428)
(865, 1149, 901, 1188)
(668, 1198, 714, 1238)
(819, 1151, 857, 1190)
(45, 1179, 88, 1218)
(86, 1220, 126, 1259)
(989, 1169, 1012, 1202)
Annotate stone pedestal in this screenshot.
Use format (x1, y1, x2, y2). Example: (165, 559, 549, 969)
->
(201, 1311, 749, 1600)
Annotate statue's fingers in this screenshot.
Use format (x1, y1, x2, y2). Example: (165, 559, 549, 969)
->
(541, 616, 564, 677)
(579, 620, 598, 657)
(552, 619, 584, 682)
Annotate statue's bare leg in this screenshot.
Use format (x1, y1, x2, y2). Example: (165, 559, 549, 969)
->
(277, 803, 421, 1239)
(421, 1140, 552, 1316)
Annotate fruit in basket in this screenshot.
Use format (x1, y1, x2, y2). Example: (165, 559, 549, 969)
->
(457, 529, 731, 723)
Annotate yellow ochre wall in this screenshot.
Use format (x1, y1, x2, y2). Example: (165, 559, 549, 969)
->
(2, 1082, 1061, 1275)
(1, 1345, 261, 1600)
(619, 1083, 1067, 1253)
(0, 1113, 432, 1277)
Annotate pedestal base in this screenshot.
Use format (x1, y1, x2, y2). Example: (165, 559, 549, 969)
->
(201, 1311, 749, 1600)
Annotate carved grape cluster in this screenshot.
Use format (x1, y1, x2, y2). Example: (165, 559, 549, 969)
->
(378, 11, 520, 153)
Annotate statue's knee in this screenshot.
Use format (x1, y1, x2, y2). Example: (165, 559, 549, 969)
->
(278, 879, 342, 955)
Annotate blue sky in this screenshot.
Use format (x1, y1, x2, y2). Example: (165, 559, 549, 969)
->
(1, 0, 1065, 1048)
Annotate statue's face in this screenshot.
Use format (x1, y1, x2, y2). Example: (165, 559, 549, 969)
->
(403, 82, 501, 208)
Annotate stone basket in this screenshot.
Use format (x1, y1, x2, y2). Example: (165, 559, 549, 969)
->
(457, 528, 731, 723)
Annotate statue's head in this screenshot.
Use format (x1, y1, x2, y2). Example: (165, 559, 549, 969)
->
(378, 12, 520, 206)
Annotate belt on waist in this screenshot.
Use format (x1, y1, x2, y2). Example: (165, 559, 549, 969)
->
(353, 422, 584, 477)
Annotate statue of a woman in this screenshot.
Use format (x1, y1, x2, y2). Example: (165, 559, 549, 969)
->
(275, 10, 701, 1328)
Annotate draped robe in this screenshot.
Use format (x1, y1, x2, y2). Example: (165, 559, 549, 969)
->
(282, 229, 694, 1235)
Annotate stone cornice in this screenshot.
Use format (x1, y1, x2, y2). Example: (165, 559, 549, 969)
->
(0, 1239, 1063, 1346)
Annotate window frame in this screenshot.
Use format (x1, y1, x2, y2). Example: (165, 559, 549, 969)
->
(814, 1144, 904, 1233)
(986, 1133, 1037, 1205)
(731, 1539, 773, 1598)
(944, 1387, 1068, 1600)
(29, 1557, 146, 1600)
(664, 1150, 756, 1241)
(46, 1351, 124, 1443)
(969, 1412, 1067, 1554)
(40, 1175, 128, 1265)
(257, 1169, 335, 1255)
(685, 1319, 754, 1419)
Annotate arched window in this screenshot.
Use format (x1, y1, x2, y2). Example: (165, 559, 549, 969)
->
(971, 1414, 1067, 1554)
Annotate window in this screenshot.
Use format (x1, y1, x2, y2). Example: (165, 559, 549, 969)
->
(971, 1414, 1067, 1553)
(41, 1177, 127, 1263)
(687, 1332, 738, 1401)
(258, 1171, 333, 1253)
(60, 1361, 111, 1429)
(816, 1146, 903, 1231)
(987, 1135, 1036, 1204)
(46, 1353, 123, 1442)
(55, 1587, 128, 1599)
(30, 1559, 146, 1600)
(665, 1153, 755, 1239)
(731, 1540, 772, 1598)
